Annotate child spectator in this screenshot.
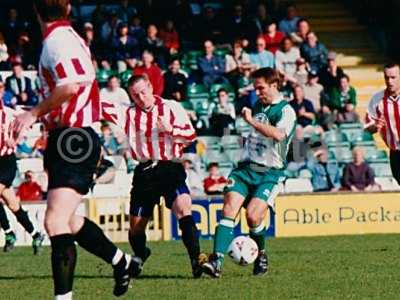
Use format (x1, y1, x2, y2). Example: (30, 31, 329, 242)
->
(203, 162, 228, 195)
(17, 171, 43, 201)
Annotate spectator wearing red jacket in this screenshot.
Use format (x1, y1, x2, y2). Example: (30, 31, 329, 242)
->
(159, 19, 180, 55)
(133, 50, 164, 96)
(17, 171, 43, 201)
(261, 20, 285, 54)
(203, 163, 228, 195)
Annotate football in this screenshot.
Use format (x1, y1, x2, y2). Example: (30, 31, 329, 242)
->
(228, 236, 259, 266)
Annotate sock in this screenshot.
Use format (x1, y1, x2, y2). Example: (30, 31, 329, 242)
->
(249, 223, 266, 252)
(129, 231, 147, 260)
(74, 217, 119, 265)
(178, 215, 200, 261)
(0, 204, 11, 232)
(54, 291, 72, 300)
(14, 207, 35, 234)
(50, 234, 76, 296)
(213, 217, 235, 264)
(32, 231, 40, 239)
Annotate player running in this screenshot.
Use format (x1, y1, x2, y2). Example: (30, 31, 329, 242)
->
(11, 1, 135, 298)
(0, 100, 45, 253)
(104, 74, 207, 278)
(202, 68, 297, 278)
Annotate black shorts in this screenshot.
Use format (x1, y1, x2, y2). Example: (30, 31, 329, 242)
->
(130, 161, 189, 217)
(0, 154, 17, 188)
(44, 127, 101, 195)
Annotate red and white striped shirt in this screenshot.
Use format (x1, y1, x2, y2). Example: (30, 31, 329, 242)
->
(367, 89, 400, 150)
(0, 103, 16, 156)
(104, 97, 196, 162)
(39, 21, 100, 129)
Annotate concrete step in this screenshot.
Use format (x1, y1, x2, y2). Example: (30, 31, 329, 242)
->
(309, 17, 360, 27)
(314, 24, 366, 32)
(300, 9, 352, 18)
(299, 3, 347, 11)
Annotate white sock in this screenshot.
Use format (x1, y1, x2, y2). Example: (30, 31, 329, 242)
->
(111, 249, 124, 266)
(5, 229, 12, 234)
(54, 291, 72, 300)
(31, 230, 38, 237)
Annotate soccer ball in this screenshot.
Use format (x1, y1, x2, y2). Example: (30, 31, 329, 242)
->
(228, 236, 259, 266)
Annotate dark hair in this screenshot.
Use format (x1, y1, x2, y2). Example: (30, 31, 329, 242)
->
(207, 162, 219, 170)
(34, 0, 69, 22)
(251, 67, 283, 87)
(384, 62, 400, 70)
(339, 74, 350, 82)
(127, 74, 150, 87)
(297, 18, 309, 27)
(281, 37, 292, 46)
(217, 88, 228, 95)
(108, 75, 119, 82)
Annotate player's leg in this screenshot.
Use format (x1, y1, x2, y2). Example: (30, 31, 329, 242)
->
(1, 188, 45, 254)
(0, 198, 16, 252)
(128, 216, 151, 277)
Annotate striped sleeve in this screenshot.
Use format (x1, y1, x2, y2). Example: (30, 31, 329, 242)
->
(101, 100, 127, 128)
(367, 90, 384, 121)
(276, 105, 297, 137)
(169, 101, 196, 143)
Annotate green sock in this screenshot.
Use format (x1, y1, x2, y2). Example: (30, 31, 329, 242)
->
(213, 217, 235, 265)
(249, 224, 266, 252)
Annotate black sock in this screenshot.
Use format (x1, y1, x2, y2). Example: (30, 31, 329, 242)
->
(178, 215, 200, 261)
(74, 217, 118, 264)
(50, 234, 76, 296)
(0, 204, 11, 232)
(14, 207, 34, 234)
(129, 231, 147, 260)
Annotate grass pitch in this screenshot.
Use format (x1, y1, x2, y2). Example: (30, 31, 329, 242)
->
(0, 234, 399, 300)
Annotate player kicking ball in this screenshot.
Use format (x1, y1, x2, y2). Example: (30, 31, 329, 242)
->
(0, 101, 45, 253)
(104, 74, 207, 278)
(203, 68, 297, 278)
(11, 1, 135, 298)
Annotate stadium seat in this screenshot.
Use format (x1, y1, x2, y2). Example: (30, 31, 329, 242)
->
(205, 151, 230, 165)
(370, 162, 392, 177)
(365, 149, 389, 163)
(339, 123, 363, 130)
(299, 169, 312, 178)
(96, 69, 115, 85)
(118, 70, 133, 87)
(198, 136, 221, 147)
(209, 83, 235, 98)
(214, 48, 230, 58)
(221, 135, 243, 148)
(17, 158, 44, 173)
(327, 145, 352, 163)
(284, 178, 313, 193)
(375, 177, 400, 191)
(324, 130, 348, 146)
(235, 118, 252, 136)
(187, 84, 209, 99)
(224, 147, 243, 165)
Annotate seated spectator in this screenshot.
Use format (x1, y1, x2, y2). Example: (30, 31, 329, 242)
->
(290, 18, 311, 46)
(300, 32, 328, 73)
(143, 24, 167, 69)
(342, 147, 380, 192)
(275, 37, 301, 79)
(225, 39, 253, 85)
(261, 20, 285, 54)
(292, 58, 308, 86)
(99, 123, 122, 155)
(183, 157, 203, 196)
(203, 162, 228, 195)
(328, 74, 359, 124)
(250, 37, 275, 69)
(0, 81, 15, 108)
(82, 23, 100, 63)
(247, 3, 273, 46)
(307, 148, 341, 192)
(17, 171, 43, 201)
(159, 19, 180, 55)
(111, 22, 139, 72)
(223, 3, 248, 43)
(5, 62, 37, 107)
(116, 0, 137, 23)
(0, 32, 10, 70)
(11, 31, 36, 69)
(197, 40, 229, 88)
(100, 10, 120, 44)
(32, 126, 47, 157)
(209, 88, 236, 136)
(303, 70, 324, 113)
(129, 15, 146, 42)
(133, 50, 164, 96)
(278, 4, 300, 35)
(16, 136, 33, 158)
(163, 59, 187, 101)
(100, 75, 131, 108)
(319, 51, 345, 92)
(195, 6, 224, 44)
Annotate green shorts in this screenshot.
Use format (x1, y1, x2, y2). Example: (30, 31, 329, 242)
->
(224, 162, 286, 209)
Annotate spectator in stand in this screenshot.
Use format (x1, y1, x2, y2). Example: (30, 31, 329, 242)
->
(247, 3, 272, 48)
(5, 62, 37, 107)
(291, 18, 311, 45)
(279, 4, 301, 36)
(303, 70, 324, 113)
(203, 162, 228, 195)
(261, 20, 285, 54)
(183, 157, 203, 196)
(224, 3, 248, 43)
(292, 58, 309, 86)
(16, 136, 33, 158)
(91, 4, 107, 31)
(159, 19, 180, 55)
(17, 171, 43, 201)
(116, 0, 138, 23)
(112, 22, 139, 72)
(163, 58, 187, 101)
(100, 10, 121, 44)
(0, 32, 9, 70)
(275, 37, 301, 79)
(133, 50, 164, 96)
(0, 81, 14, 108)
(82, 23, 97, 59)
(129, 15, 146, 42)
(250, 37, 274, 69)
(99, 122, 122, 155)
(100, 75, 131, 108)
(11, 31, 36, 69)
(32, 126, 47, 157)
(209, 88, 236, 136)
(300, 31, 328, 73)
(196, 6, 223, 43)
(143, 24, 167, 69)
(197, 40, 228, 88)
(329, 74, 359, 124)
(319, 51, 345, 92)
(307, 148, 341, 192)
(225, 39, 253, 86)
(342, 147, 380, 191)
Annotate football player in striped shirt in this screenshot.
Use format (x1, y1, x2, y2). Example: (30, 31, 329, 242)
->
(203, 68, 297, 278)
(11, 1, 135, 298)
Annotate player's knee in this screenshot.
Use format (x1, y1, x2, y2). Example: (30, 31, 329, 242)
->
(44, 212, 69, 236)
(130, 219, 147, 234)
(8, 201, 20, 213)
(246, 210, 262, 227)
(222, 202, 236, 219)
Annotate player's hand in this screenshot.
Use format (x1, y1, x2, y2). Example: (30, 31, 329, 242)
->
(374, 116, 385, 131)
(11, 111, 37, 141)
(242, 107, 253, 125)
(157, 116, 173, 134)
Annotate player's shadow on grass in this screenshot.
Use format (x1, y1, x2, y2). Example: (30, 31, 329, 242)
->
(0, 274, 113, 280)
(138, 274, 191, 280)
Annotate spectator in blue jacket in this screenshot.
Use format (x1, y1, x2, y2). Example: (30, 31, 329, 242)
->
(307, 148, 341, 192)
(112, 22, 140, 72)
(250, 37, 275, 69)
(300, 31, 328, 73)
(278, 4, 301, 35)
(5, 63, 37, 107)
(197, 40, 229, 88)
